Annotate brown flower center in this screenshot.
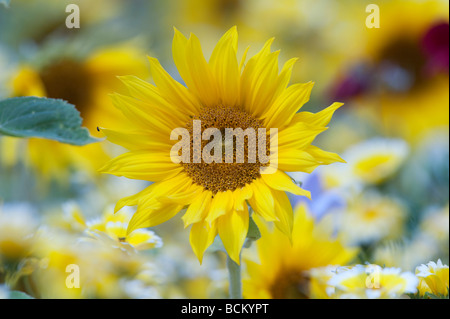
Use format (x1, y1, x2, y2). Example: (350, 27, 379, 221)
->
(39, 59, 93, 119)
(377, 38, 427, 93)
(181, 105, 269, 194)
(269, 270, 310, 299)
(219, 0, 241, 17)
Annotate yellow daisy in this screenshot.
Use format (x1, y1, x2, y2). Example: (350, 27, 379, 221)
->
(372, 236, 439, 272)
(416, 259, 449, 298)
(309, 265, 342, 299)
(60, 203, 163, 251)
(0, 206, 38, 264)
(327, 264, 419, 299)
(420, 205, 449, 246)
(339, 192, 406, 245)
(343, 138, 409, 185)
(242, 204, 357, 298)
(7, 46, 147, 180)
(32, 228, 160, 299)
(99, 27, 344, 264)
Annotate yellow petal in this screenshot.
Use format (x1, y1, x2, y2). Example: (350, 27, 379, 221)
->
(98, 150, 182, 181)
(240, 38, 275, 112)
(101, 128, 171, 151)
(209, 26, 240, 106)
(261, 169, 311, 199)
(272, 189, 294, 242)
(139, 174, 196, 208)
(109, 93, 175, 133)
(233, 185, 253, 211)
(206, 190, 234, 224)
(114, 185, 157, 213)
(127, 202, 183, 234)
(276, 148, 321, 173)
(269, 57, 298, 103)
(161, 183, 204, 205)
(239, 46, 250, 73)
(190, 220, 218, 264)
(305, 145, 346, 165)
(185, 33, 218, 106)
(241, 50, 280, 118)
(118, 75, 189, 124)
(275, 122, 327, 151)
(115, 174, 196, 213)
(182, 191, 213, 227)
(248, 179, 278, 221)
(172, 27, 193, 91)
(292, 102, 343, 127)
(148, 56, 200, 115)
(264, 82, 314, 129)
(218, 205, 249, 264)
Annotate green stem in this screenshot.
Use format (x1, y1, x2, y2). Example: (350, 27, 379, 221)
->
(226, 254, 242, 299)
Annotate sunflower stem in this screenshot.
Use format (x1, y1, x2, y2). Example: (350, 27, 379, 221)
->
(226, 254, 242, 299)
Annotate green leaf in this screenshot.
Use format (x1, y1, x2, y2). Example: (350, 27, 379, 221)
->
(246, 216, 262, 241)
(9, 291, 34, 299)
(424, 292, 449, 299)
(409, 291, 450, 299)
(0, 97, 101, 146)
(244, 216, 261, 248)
(0, 0, 10, 8)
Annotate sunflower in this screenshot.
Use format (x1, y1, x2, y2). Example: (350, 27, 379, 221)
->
(242, 204, 357, 298)
(99, 27, 344, 264)
(331, 0, 449, 142)
(7, 47, 147, 180)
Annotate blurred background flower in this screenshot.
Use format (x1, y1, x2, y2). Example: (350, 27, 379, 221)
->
(0, 0, 448, 299)
(243, 205, 357, 299)
(326, 264, 419, 299)
(415, 259, 449, 298)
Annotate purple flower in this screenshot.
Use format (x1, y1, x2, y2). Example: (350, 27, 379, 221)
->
(288, 171, 346, 222)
